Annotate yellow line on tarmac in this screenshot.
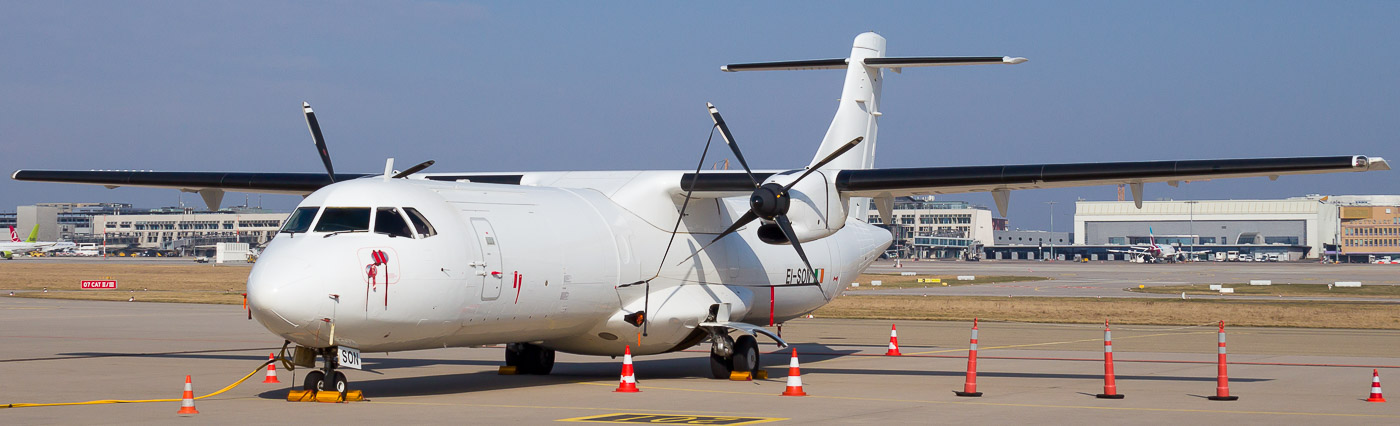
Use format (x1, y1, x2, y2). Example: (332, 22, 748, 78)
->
(371, 398, 760, 416)
(575, 382, 1399, 419)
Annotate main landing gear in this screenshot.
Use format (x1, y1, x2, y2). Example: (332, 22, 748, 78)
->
(708, 332, 759, 379)
(506, 343, 555, 374)
(303, 347, 348, 392)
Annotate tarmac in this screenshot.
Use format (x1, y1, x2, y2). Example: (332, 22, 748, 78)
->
(856, 260, 1400, 301)
(2, 296, 1397, 424)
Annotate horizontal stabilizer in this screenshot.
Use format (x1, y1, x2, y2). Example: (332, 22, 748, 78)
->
(721, 56, 1025, 72)
(722, 58, 847, 72)
(864, 56, 1027, 68)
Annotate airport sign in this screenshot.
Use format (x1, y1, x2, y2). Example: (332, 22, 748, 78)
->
(80, 280, 118, 290)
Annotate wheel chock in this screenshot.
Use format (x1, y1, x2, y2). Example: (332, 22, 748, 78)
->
(729, 371, 753, 381)
(286, 390, 316, 402)
(314, 391, 345, 403)
(286, 390, 367, 403)
(498, 366, 518, 375)
(753, 369, 768, 380)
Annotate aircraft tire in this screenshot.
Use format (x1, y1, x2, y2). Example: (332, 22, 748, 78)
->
(515, 344, 555, 375)
(709, 352, 733, 379)
(303, 370, 326, 391)
(505, 345, 520, 367)
(732, 335, 759, 373)
(328, 371, 348, 392)
(709, 334, 736, 379)
(527, 345, 555, 375)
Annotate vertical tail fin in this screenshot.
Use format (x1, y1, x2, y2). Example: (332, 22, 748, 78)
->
(25, 224, 39, 243)
(720, 33, 1025, 220)
(9, 226, 17, 243)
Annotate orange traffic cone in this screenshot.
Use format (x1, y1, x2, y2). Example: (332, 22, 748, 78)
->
(1367, 369, 1387, 402)
(781, 348, 807, 396)
(1207, 321, 1239, 401)
(954, 318, 982, 397)
(1096, 320, 1124, 399)
(885, 324, 902, 356)
(176, 375, 199, 414)
(263, 353, 281, 384)
(614, 345, 639, 393)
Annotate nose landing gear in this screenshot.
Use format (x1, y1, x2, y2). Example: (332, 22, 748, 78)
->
(302, 347, 348, 392)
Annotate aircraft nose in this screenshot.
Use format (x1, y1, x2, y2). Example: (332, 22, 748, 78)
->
(247, 252, 323, 334)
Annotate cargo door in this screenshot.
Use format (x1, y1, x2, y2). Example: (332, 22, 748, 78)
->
(470, 218, 504, 300)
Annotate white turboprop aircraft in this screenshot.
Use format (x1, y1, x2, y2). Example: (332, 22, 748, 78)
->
(12, 33, 1390, 392)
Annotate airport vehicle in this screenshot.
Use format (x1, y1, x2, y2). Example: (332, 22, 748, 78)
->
(11, 33, 1390, 392)
(1107, 228, 1210, 263)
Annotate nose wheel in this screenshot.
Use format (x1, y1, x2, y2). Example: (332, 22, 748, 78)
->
(302, 347, 349, 392)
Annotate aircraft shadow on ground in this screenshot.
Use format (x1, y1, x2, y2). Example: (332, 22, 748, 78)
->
(255, 345, 857, 399)
(249, 342, 1265, 399)
(15, 347, 280, 363)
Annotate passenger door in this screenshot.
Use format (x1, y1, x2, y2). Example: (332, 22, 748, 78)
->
(469, 218, 504, 300)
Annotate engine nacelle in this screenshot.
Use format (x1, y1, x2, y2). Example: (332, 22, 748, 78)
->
(755, 169, 847, 245)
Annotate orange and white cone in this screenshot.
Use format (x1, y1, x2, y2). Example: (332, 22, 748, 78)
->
(885, 324, 902, 356)
(1207, 321, 1239, 401)
(263, 352, 281, 384)
(781, 348, 807, 396)
(614, 345, 639, 393)
(954, 318, 982, 397)
(1367, 369, 1387, 402)
(176, 375, 199, 414)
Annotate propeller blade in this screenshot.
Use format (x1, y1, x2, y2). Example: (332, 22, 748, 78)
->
(775, 215, 817, 284)
(392, 160, 435, 178)
(782, 136, 863, 193)
(302, 102, 335, 182)
(706, 103, 759, 188)
(676, 210, 759, 265)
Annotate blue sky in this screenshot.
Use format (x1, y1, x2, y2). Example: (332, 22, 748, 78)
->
(3, 1, 1396, 231)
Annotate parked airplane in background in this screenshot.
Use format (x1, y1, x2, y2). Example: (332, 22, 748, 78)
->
(12, 33, 1390, 393)
(1, 225, 47, 259)
(1108, 228, 1210, 263)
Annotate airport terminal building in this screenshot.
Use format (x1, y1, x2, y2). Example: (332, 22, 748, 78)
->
(868, 197, 995, 259)
(1069, 195, 1399, 261)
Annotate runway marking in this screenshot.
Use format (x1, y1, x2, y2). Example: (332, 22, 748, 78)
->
(558, 413, 785, 425)
(575, 383, 1400, 419)
(370, 400, 768, 417)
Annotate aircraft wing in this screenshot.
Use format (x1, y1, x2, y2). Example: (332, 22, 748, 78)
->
(10, 170, 376, 195)
(832, 155, 1387, 208)
(1105, 248, 1148, 254)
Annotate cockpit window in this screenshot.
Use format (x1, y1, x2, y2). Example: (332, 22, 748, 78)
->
(313, 208, 371, 232)
(374, 207, 413, 238)
(280, 207, 319, 234)
(403, 208, 437, 238)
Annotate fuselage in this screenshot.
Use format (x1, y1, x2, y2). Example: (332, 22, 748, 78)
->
(247, 175, 890, 356)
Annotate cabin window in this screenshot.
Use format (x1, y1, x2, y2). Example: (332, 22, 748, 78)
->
(314, 208, 371, 233)
(374, 207, 414, 238)
(280, 207, 319, 234)
(403, 208, 437, 238)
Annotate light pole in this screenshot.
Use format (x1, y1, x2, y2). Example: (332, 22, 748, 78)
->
(1186, 201, 1198, 261)
(1045, 201, 1057, 261)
